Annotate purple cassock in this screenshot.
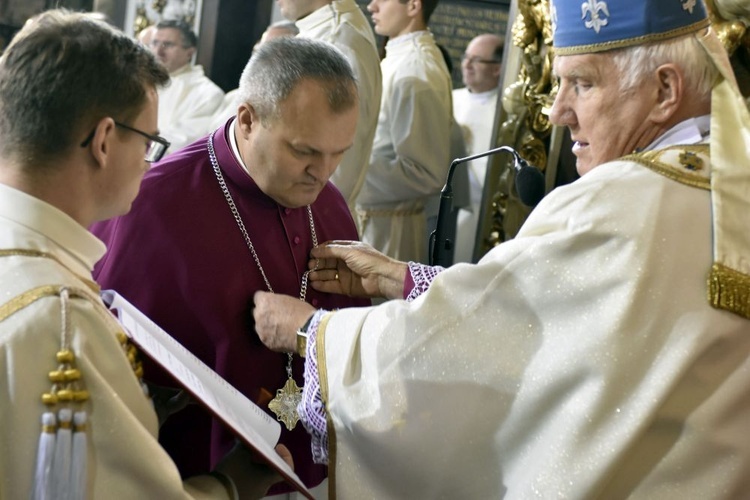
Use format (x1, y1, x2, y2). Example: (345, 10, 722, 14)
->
(91, 118, 369, 493)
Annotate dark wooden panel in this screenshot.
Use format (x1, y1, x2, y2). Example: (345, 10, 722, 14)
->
(199, 0, 273, 92)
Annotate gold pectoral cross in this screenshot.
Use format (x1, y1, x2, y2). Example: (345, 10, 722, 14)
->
(268, 377, 302, 430)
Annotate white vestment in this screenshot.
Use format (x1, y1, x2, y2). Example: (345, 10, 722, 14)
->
(451, 86, 500, 263)
(158, 64, 224, 152)
(356, 31, 452, 263)
(297, 0, 382, 216)
(0, 184, 228, 499)
(316, 141, 750, 497)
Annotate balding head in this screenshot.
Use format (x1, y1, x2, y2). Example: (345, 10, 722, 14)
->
(461, 33, 504, 93)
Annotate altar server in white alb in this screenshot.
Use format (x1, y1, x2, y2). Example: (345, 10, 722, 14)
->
(149, 19, 224, 152)
(356, 0, 452, 263)
(278, 0, 383, 217)
(452, 33, 505, 263)
(0, 10, 288, 499)
(253, 0, 750, 497)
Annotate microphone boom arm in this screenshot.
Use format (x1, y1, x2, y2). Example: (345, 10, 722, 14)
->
(429, 146, 545, 267)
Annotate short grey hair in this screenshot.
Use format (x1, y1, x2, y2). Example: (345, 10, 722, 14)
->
(612, 33, 719, 104)
(237, 37, 358, 124)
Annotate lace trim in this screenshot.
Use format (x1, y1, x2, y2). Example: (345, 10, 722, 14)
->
(405, 262, 445, 302)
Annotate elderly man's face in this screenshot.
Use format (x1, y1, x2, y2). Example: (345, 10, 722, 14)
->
(550, 53, 657, 175)
(150, 28, 194, 74)
(461, 35, 502, 93)
(237, 79, 358, 208)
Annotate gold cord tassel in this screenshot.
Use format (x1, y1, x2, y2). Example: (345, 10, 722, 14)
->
(32, 287, 89, 499)
(708, 263, 750, 319)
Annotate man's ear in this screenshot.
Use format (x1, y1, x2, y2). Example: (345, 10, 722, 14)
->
(88, 117, 117, 169)
(492, 63, 502, 79)
(650, 63, 683, 124)
(407, 0, 422, 17)
(236, 102, 262, 138)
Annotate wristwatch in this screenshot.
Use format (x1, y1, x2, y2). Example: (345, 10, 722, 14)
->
(296, 315, 314, 358)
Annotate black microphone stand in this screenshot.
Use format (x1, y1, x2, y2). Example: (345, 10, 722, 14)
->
(429, 146, 545, 267)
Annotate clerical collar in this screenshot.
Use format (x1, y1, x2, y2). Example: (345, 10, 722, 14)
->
(228, 118, 253, 176)
(386, 30, 429, 48)
(644, 115, 711, 151)
(465, 87, 498, 104)
(169, 63, 192, 78)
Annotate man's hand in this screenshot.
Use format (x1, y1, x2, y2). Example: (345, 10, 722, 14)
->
(147, 384, 193, 428)
(253, 291, 315, 352)
(308, 240, 408, 300)
(213, 441, 294, 498)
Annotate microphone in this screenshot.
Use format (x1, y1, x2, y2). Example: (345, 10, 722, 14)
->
(429, 145, 545, 267)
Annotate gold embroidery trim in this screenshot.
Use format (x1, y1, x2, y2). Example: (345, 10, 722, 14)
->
(708, 263, 750, 319)
(0, 285, 63, 321)
(315, 311, 338, 500)
(0, 248, 101, 293)
(621, 145, 710, 190)
(554, 19, 710, 56)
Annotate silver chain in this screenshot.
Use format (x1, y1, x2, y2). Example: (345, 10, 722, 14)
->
(208, 132, 318, 377)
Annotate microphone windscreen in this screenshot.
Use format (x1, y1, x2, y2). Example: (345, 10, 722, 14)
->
(515, 165, 546, 207)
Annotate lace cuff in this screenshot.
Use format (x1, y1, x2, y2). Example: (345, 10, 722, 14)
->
(405, 262, 445, 302)
(297, 309, 330, 464)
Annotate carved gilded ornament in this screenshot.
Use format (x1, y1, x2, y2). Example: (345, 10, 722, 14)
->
(133, 0, 198, 37)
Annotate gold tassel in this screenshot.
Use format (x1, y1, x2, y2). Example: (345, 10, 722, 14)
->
(32, 287, 90, 499)
(708, 262, 750, 319)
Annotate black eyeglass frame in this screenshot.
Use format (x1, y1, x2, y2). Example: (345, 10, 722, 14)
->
(80, 121, 171, 163)
(460, 54, 502, 65)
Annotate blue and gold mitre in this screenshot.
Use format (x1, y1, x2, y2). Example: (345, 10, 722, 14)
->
(550, 0, 710, 55)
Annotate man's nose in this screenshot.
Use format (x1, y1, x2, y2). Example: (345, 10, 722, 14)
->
(548, 90, 573, 127)
(309, 155, 340, 181)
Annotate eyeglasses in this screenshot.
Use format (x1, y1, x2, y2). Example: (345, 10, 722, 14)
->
(461, 54, 501, 65)
(80, 121, 171, 163)
(149, 40, 180, 50)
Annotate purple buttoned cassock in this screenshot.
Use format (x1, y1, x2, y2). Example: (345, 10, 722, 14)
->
(91, 118, 369, 493)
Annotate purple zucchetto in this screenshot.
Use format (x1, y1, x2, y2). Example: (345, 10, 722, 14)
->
(550, 0, 710, 54)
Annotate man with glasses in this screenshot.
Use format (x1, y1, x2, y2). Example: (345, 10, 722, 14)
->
(451, 33, 505, 263)
(92, 37, 369, 498)
(0, 9, 288, 498)
(150, 19, 224, 152)
(80, 121, 171, 163)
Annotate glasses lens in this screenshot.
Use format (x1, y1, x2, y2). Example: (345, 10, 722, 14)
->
(145, 141, 166, 163)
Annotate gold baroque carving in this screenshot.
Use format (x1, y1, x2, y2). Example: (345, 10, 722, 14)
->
(477, 0, 555, 258)
(706, 0, 750, 99)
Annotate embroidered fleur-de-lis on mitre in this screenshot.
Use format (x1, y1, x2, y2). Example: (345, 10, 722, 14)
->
(681, 0, 697, 14)
(581, 0, 609, 33)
